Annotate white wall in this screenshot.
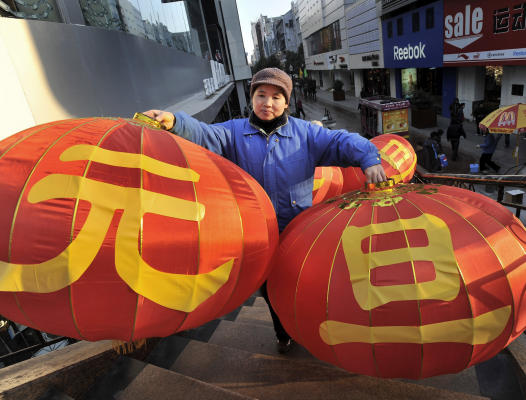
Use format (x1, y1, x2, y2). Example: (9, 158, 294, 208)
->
(0, 30, 35, 138)
(457, 66, 485, 120)
(501, 66, 526, 107)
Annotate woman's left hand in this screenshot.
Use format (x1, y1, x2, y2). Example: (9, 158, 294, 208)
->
(364, 164, 387, 184)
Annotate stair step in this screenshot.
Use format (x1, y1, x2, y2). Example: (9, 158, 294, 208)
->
(235, 305, 273, 327)
(398, 366, 480, 397)
(170, 338, 489, 400)
(208, 319, 315, 361)
(146, 335, 191, 370)
(475, 352, 525, 400)
(0, 340, 117, 400)
(115, 363, 255, 400)
(251, 296, 267, 308)
(36, 387, 75, 400)
(507, 333, 526, 381)
(84, 356, 147, 400)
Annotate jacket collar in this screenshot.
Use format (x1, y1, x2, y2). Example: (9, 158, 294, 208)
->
(245, 112, 292, 137)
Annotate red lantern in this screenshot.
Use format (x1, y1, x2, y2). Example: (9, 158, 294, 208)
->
(0, 118, 278, 341)
(312, 167, 344, 205)
(341, 134, 416, 192)
(268, 182, 526, 378)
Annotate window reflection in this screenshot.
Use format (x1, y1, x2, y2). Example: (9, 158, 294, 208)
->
(1, 0, 62, 22)
(1, 0, 209, 59)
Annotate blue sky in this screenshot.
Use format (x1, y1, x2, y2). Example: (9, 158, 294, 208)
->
(236, 0, 294, 59)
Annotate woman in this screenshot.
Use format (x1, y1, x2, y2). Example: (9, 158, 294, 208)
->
(144, 67, 386, 353)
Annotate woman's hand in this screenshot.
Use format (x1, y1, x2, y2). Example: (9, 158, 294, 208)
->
(364, 164, 387, 184)
(143, 110, 175, 131)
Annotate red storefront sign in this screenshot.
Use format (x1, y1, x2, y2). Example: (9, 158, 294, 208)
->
(443, 0, 526, 65)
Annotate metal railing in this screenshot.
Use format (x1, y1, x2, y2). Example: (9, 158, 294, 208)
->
(415, 166, 526, 217)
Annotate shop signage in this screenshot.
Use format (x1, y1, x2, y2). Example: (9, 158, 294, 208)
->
(443, 0, 526, 65)
(203, 60, 231, 97)
(382, 0, 444, 68)
(393, 42, 427, 60)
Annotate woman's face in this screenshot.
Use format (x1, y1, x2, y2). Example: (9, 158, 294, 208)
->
(252, 84, 288, 120)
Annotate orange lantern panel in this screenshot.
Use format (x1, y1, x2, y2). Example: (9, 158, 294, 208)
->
(312, 166, 344, 205)
(268, 182, 526, 378)
(0, 118, 278, 341)
(341, 134, 416, 192)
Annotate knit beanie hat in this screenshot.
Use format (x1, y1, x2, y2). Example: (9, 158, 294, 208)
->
(250, 68, 293, 104)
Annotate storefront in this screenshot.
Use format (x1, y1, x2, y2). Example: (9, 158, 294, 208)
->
(443, 0, 526, 117)
(382, 0, 445, 115)
(347, 0, 386, 97)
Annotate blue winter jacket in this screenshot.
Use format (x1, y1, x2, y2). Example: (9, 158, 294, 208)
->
(480, 133, 501, 154)
(172, 112, 381, 231)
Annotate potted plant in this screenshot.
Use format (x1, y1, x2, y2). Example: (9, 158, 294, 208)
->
(410, 89, 436, 128)
(332, 79, 345, 101)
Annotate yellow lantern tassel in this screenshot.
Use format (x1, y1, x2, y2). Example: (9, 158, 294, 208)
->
(112, 339, 147, 354)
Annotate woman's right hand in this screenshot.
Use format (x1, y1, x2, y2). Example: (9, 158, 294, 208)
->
(143, 110, 175, 131)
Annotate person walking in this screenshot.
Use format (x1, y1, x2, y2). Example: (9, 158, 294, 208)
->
(296, 98, 305, 118)
(143, 67, 386, 354)
(477, 133, 501, 174)
(447, 102, 466, 161)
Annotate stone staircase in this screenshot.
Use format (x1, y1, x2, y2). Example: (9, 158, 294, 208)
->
(1, 295, 525, 400)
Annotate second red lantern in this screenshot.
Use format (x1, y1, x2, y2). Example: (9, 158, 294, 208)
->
(341, 134, 416, 192)
(268, 181, 526, 378)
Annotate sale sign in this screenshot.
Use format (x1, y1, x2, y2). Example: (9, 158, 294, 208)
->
(444, 0, 526, 65)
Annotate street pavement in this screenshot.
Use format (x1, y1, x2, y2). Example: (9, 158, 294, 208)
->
(295, 87, 526, 224)
(297, 88, 526, 176)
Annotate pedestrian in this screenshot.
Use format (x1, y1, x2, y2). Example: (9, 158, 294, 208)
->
(143, 67, 386, 354)
(477, 133, 502, 174)
(296, 98, 305, 118)
(449, 97, 460, 120)
(473, 103, 486, 135)
(447, 118, 466, 161)
(422, 129, 444, 172)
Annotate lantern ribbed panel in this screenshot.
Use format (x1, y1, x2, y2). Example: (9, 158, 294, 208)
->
(0, 118, 278, 341)
(268, 183, 526, 378)
(341, 134, 416, 192)
(312, 166, 344, 204)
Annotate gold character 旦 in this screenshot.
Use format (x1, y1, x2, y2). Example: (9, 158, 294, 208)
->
(319, 213, 509, 345)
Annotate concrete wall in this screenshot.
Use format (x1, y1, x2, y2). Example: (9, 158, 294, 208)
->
(501, 66, 526, 107)
(0, 18, 221, 139)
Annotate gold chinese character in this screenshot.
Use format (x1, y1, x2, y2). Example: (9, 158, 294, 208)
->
(0, 145, 233, 312)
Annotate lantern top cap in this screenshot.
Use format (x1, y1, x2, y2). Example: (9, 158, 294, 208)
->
(366, 179, 395, 191)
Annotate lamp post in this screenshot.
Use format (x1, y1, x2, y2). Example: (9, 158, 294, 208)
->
(289, 64, 298, 117)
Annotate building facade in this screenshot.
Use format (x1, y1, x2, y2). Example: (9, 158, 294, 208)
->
(298, 0, 348, 90)
(292, 0, 525, 120)
(0, 0, 251, 138)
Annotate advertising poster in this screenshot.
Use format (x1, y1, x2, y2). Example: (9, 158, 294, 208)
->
(383, 109, 409, 134)
(401, 68, 417, 98)
(444, 0, 526, 65)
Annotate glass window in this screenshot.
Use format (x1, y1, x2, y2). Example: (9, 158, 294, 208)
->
(412, 12, 420, 32)
(512, 84, 524, 96)
(397, 18, 403, 36)
(426, 7, 434, 29)
(306, 20, 341, 56)
(387, 21, 393, 38)
(1, 0, 62, 22)
(77, 0, 209, 59)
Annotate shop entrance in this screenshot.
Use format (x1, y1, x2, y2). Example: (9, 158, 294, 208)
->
(363, 69, 390, 97)
(484, 66, 502, 105)
(401, 68, 443, 114)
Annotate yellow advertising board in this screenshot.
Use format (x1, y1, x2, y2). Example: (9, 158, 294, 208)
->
(383, 109, 408, 134)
